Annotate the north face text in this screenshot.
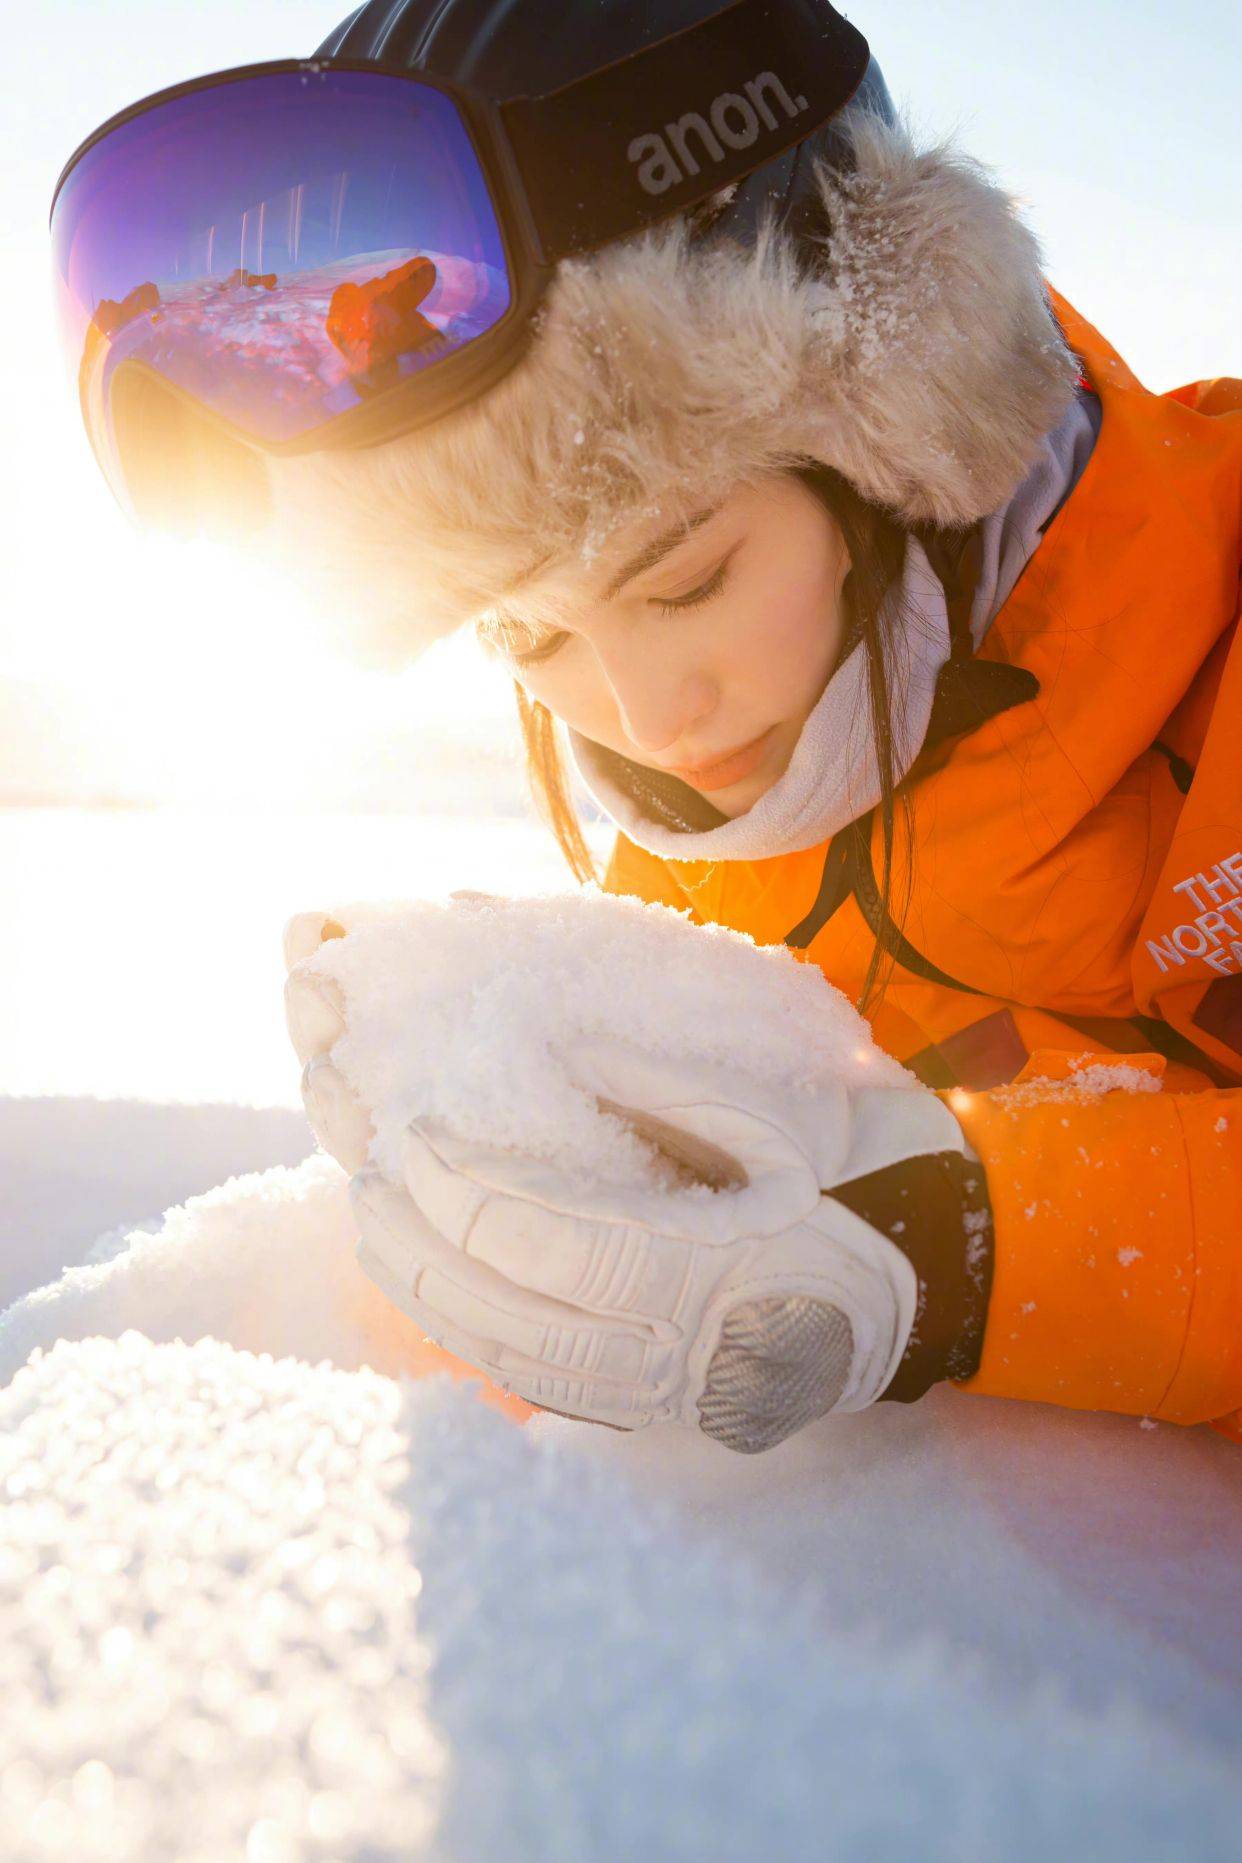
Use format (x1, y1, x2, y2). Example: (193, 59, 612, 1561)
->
(1146, 852, 1242, 977)
(627, 72, 810, 196)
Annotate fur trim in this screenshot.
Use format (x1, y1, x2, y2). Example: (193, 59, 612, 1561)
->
(266, 111, 1079, 666)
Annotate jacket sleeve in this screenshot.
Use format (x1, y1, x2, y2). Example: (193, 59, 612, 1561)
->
(601, 831, 702, 919)
(946, 1061, 1242, 1441)
(1131, 388, 1241, 1080)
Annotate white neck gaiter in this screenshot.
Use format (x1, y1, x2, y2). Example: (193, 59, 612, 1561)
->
(569, 390, 1099, 864)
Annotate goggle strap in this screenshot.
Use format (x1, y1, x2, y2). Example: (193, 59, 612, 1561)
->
(500, 0, 869, 262)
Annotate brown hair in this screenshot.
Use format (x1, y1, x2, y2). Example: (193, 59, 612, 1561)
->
(513, 466, 917, 1010)
(513, 680, 599, 886)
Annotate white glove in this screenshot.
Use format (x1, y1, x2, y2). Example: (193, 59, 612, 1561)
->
(283, 912, 979, 1451)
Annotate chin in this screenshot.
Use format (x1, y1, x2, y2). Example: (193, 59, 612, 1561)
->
(707, 771, 778, 818)
(708, 739, 794, 816)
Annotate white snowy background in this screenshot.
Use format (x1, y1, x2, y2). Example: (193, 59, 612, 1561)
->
(2, 1, 1240, 1857)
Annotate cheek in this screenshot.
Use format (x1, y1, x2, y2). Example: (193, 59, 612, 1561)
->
(721, 561, 843, 713)
(515, 650, 619, 742)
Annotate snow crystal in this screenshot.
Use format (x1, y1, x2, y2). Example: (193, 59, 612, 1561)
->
(1116, 1247, 1144, 1267)
(997, 1058, 1163, 1108)
(1062, 1062, 1163, 1097)
(2, 1338, 1240, 1863)
(303, 890, 912, 1191)
(0, 1335, 444, 1862)
(82, 1216, 163, 1268)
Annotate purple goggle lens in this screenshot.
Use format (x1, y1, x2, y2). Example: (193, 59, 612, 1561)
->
(52, 66, 512, 509)
(51, 6, 872, 529)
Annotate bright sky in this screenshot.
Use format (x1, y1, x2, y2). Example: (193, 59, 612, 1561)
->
(3, 0, 1239, 806)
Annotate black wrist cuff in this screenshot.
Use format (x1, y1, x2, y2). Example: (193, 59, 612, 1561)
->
(824, 1150, 994, 1404)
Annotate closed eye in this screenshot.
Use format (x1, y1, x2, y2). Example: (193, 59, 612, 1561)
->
(506, 549, 733, 666)
(510, 628, 569, 667)
(482, 606, 569, 666)
(652, 554, 731, 616)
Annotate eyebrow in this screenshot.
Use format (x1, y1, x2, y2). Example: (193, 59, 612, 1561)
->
(600, 505, 722, 602)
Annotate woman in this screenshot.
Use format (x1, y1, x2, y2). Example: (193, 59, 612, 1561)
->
(53, 0, 1241, 1448)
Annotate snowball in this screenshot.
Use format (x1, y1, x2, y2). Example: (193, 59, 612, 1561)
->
(304, 890, 911, 1189)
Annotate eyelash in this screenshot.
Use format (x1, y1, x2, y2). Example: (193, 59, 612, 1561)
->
(512, 560, 731, 667)
(653, 560, 729, 616)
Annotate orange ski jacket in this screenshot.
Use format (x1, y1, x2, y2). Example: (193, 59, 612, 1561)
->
(603, 288, 1242, 1444)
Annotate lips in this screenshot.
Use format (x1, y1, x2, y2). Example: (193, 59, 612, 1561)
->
(666, 726, 776, 792)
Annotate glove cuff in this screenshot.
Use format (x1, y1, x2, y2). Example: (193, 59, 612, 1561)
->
(826, 1151, 994, 1403)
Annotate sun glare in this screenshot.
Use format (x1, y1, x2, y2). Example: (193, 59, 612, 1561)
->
(15, 464, 516, 809)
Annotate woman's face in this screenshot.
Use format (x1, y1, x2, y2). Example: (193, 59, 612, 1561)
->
(486, 475, 851, 817)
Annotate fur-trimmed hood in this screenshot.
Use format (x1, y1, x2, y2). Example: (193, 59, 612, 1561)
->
(267, 110, 1080, 665)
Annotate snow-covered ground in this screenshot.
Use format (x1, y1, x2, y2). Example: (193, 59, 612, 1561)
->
(2, 807, 1240, 1860)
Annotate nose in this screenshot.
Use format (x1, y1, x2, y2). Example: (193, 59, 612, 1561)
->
(596, 639, 717, 756)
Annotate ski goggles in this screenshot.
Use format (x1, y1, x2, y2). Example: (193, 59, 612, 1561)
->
(51, 0, 867, 527)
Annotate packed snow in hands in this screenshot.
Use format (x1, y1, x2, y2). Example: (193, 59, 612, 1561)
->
(300, 888, 913, 1192)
